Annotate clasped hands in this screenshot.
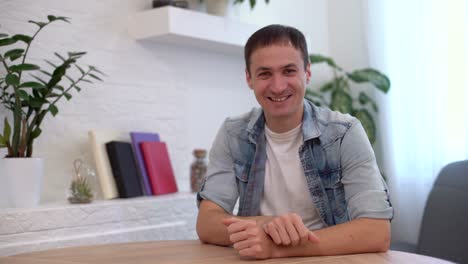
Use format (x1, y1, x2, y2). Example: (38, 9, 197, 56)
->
(222, 213, 319, 259)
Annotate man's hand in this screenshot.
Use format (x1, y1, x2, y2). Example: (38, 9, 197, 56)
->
(262, 213, 319, 246)
(222, 217, 278, 259)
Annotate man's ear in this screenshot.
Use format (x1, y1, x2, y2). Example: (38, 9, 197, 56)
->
(305, 63, 311, 85)
(245, 68, 254, 90)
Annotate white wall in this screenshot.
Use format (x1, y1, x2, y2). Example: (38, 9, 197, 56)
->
(0, 0, 331, 204)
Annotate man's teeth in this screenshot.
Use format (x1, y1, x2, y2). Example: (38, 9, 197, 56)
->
(270, 96, 288, 102)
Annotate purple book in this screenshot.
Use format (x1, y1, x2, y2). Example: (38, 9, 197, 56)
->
(130, 132, 160, 195)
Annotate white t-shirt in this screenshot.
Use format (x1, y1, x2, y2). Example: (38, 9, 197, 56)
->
(260, 123, 325, 230)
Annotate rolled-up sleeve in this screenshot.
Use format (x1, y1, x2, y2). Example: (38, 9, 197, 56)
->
(197, 120, 239, 214)
(341, 118, 393, 220)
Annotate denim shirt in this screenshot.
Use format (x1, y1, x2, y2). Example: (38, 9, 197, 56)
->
(198, 99, 393, 227)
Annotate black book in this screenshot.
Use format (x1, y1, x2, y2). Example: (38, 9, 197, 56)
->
(105, 141, 143, 198)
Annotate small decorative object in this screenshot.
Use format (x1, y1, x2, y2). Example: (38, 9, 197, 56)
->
(68, 159, 95, 204)
(190, 149, 207, 193)
(152, 0, 188, 9)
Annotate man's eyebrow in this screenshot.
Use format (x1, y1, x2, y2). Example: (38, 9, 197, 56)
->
(282, 63, 299, 69)
(254, 67, 271, 74)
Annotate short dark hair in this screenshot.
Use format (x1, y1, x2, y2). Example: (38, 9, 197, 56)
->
(244, 24, 309, 75)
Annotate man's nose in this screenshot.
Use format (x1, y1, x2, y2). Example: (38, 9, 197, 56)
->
(270, 74, 287, 94)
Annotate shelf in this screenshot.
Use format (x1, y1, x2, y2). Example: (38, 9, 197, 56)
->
(127, 6, 260, 55)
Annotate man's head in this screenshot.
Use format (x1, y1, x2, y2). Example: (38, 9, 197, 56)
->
(244, 25, 311, 133)
(244, 24, 309, 75)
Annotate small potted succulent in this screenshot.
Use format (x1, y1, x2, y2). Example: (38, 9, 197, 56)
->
(0, 15, 104, 208)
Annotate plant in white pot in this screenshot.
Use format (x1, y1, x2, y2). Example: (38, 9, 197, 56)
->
(0, 15, 104, 208)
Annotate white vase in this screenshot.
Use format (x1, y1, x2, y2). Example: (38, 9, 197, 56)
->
(0, 158, 44, 208)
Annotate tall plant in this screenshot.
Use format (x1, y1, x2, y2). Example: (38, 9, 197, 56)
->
(0, 15, 104, 158)
(305, 54, 390, 145)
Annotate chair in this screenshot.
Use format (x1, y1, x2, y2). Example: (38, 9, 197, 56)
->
(391, 160, 468, 263)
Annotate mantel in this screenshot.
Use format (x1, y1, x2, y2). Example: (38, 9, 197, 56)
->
(127, 6, 260, 55)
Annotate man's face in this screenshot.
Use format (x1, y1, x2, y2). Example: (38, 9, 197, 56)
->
(246, 43, 311, 125)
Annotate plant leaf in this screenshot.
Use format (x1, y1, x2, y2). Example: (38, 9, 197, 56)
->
(31, 74, 48, 85)
(75, 64, 85, 75)
(309, 54, 339, 69)
(19, 81, 46, 90)
(249, 0, 255, 9)
(75, 86, 82, 92)
(49, 104, 58, 116)
(31, 127, 42, 139)
(347, 69, 391, 93)
(305, 89, 324, 99)
(319, 81, 335, 93)
(4, 48, 24, 61)
(17, 89, 29, 100)
(28, 20, 47, 28)
(10, 63, 40, 72)
(3, 117, 11, 143)
(47, 15, 57, 22)
(12, 34, 32, 44)
(54, 52, 66, 61)
(352, 109, 376, 145)
(0, 33, 8, 38)
(89, 73, 103, 81)
(64, 92, 72, 100)
(0, 37, 17, 46)
(44, 59, 58, 68)
(330, 90, 353, 114)
(5, 73, 19, 86)
(89, 65, 106, 76)
(68, 51, 87, 58)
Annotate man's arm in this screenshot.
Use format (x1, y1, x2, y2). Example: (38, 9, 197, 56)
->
(275, 218, 390, 257)
(224, 216, 390, 259)
(196, 200, 274, 246)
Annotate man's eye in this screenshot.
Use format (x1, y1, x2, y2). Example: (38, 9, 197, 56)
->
(285, 69, 296, 74)
(258, 72, 270, 77)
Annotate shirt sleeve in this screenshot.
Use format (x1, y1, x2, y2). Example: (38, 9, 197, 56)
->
(340, 118, 393, 220)
(197, 120, 239, 214)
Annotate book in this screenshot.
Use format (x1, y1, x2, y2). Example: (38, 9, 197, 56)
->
(140, 142, 178, 195)
(88, 130, 127, 199)
(130, 132, 160, 196)
(105, 141, 143, 198)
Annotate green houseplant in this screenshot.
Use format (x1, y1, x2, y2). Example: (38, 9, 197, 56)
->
(305, 54, 390, 145)
(0, 15, 104, 158)
(233, 0, 270, 9)
(0, 15, 103, 208)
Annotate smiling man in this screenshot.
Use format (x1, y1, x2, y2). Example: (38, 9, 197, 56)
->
(196, 24, 393, 259)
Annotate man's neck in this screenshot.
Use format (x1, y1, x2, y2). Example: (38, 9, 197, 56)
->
(264, 111, 303, 134)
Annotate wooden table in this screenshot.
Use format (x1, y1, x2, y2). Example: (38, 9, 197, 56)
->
(0, 240, 453, 264)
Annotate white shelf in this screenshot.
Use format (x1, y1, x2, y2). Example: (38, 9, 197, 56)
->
(127, 6, 260, 55)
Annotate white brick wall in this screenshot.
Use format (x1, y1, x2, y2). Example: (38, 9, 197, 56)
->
(0, 193, 199, 256)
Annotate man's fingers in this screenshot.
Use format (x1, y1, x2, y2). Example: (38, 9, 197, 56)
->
(233, 239, 251, 251)
(263, 224, 282, 245)
(284, 219, 300, 246)
(222, 217, 241, 226)
(308, 231, 320, 243)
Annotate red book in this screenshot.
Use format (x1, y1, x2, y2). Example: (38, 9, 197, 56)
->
(140, 142, 178, 195)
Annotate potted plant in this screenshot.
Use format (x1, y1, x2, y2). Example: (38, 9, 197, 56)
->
(0, 15, 104, 208)
(305, 54, 390, 145)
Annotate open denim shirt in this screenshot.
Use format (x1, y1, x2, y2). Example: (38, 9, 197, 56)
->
(198, 99, 393, 227)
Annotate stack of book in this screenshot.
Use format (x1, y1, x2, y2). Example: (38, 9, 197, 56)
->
(88, 131, 178, 199)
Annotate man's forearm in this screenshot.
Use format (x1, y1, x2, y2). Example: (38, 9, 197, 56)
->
(196, 200, 274, 246)
(275, 218, 391, 258)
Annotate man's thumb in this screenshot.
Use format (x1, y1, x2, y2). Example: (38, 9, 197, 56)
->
(222, 217, 241, 226)
(308, 231, 320, 243)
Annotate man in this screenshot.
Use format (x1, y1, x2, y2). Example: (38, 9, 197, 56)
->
(196, 24, 393, 259)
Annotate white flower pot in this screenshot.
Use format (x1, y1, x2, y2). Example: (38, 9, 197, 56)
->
(0, 158, 44, 208)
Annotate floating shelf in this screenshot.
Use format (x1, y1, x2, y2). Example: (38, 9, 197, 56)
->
(128, 6, 260, 55)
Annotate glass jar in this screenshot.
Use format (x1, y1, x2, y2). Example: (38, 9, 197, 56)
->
(190, 149, 207, 193)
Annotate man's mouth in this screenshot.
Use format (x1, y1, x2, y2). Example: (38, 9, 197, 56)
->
(268, 95, 291, 102)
